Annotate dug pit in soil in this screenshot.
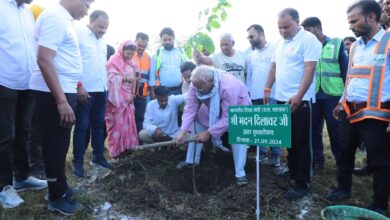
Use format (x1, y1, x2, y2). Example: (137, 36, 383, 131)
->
(93, 146, 324, 219)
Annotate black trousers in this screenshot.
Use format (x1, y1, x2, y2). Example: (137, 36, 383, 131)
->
(27, 101, 44, 168)
(337, 112, 390, 209)
(0, 86, 33, 188)
(278, 100, 313, 188)
(34, 91, 76, 201)
(134, 96, 147, 133)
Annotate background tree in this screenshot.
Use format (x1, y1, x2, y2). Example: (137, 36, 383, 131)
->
(183, 0, 232, 58)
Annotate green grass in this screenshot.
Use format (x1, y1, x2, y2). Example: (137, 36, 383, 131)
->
(0, 141, 101, 220)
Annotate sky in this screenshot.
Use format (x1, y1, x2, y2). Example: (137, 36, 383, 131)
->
(32, 0, 357, 52)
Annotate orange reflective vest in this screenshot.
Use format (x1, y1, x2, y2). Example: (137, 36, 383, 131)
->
(133, 52, 151, 98)
(342, 32, 390, 123)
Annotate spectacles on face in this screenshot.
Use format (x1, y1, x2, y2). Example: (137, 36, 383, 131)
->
(247, 35, 255, 40)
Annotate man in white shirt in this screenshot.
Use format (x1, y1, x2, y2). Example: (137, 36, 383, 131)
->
(264, 8, 322, 200)
(30, 0, 92, 215)
(0, 0, 48, 209)
(72, 10, 110, 178)
(194, 33, 247, 83)
(245, 24, 280, 167)
(139, 86, 186, 144)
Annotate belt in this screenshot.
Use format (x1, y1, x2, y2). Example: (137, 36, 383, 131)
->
(276, 100, 309, 105)
(347, 101, 390, 112)
(166, 86, 181, 91)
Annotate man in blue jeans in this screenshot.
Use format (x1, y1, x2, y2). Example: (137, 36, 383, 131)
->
(72, 10, 111, 177)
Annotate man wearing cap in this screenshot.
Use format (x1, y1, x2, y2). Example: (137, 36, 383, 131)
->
(301, 17, 348, 172)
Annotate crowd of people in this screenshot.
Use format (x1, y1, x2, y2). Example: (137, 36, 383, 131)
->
(0, 0, 389, 217)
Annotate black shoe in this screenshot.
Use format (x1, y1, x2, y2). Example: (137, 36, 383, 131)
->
(45, 187, 84, 201)
(73, 162, 84, 177)
(236, 176, 248, 186)
(91, 156, 112, 170)
(352, 166, 371, 176)
(283, 185, 310, 200)
(324, 188, 351, 201)
(367, 203, 388, 216)
(48, 196, 77, 216)
(176, 161, 198, 169)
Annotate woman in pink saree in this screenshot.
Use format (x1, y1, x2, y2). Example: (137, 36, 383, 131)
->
(106, 40, 139, 158)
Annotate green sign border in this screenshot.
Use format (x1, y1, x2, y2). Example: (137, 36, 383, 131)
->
(228, 105, 291, 148)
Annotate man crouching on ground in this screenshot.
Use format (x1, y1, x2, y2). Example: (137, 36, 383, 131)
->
(175, 66, 251, 186)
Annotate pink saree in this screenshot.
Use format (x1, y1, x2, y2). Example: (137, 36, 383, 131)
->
(106, 41, 139, 158)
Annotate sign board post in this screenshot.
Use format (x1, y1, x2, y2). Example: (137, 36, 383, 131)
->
(228, 104, 291, 220)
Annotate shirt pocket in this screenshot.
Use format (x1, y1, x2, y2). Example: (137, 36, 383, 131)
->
(322, 44, 335, 59)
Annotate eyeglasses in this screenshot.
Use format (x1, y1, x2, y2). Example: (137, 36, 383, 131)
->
(247, 35, 255, 40)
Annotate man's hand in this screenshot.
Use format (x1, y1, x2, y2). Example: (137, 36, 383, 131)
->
(175, 131, 188, 145)
(386, 123, 390, 132)
(263, 90, 270, 104)
(122, 74, 135, 83)
(76, 86, 90, 105)
(154, 127, 165, 140)
(287, 94, 302, 112)
(195, 130, 211, 143)
(193, 49, 201, 63)
(149, 87, 156, 100)
(332, 103, 343, 120)
(57, 102, 75, 128)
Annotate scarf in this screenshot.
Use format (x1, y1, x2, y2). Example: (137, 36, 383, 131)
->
(106, 40, 137, 74)
(196, 69, 230, 152)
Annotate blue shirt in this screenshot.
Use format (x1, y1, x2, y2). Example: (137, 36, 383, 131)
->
(346, 28, 390, 102)
(149, 48, 185, 87)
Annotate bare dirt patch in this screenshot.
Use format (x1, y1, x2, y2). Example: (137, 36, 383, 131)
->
(88, 147, 340, 219)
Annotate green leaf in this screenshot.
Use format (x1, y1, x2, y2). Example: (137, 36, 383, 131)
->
(221, 11, 227, 21)
(224, 2, 232, 7)
(210, 20, 221, 29)
(206, 23, 212, 32)
(198, 33, 215, 53)
(196, 44, 204, 52)
(185, 47, 193, 59)
(208, 14, 218, 23)
(211, 7, 218, 13)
